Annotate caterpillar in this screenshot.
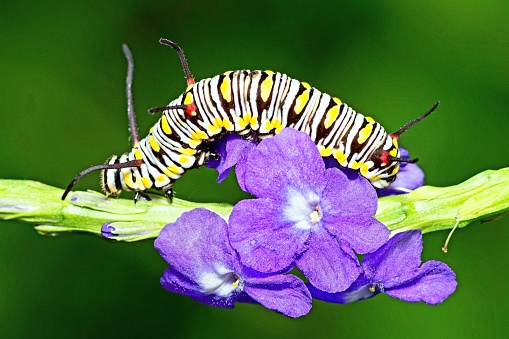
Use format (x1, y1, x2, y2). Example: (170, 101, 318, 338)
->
(62, 38, 438, 201)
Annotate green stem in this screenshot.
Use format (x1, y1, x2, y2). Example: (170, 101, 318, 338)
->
(1, 167, 508, 242)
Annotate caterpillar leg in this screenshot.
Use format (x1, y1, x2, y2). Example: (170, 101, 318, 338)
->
(163, 186, 174, 203)
(134, 191, 152, 203)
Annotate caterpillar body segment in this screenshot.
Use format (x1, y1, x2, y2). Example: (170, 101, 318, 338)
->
(103, 70, 399, 200)
(62, 39, 437, 201)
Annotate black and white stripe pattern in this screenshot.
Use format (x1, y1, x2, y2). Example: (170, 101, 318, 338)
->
(102, 70, 400, 197)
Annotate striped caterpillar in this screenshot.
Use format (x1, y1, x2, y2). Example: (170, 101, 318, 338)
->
(62, 39, 437, 201)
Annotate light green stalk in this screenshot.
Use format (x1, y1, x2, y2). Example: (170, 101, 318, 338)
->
(1, 167, 508, 242)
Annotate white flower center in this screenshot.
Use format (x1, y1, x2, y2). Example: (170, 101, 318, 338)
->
(309, 204, 323, 223)
(283, 187, 322, 230)
(197, 264, 243, 297)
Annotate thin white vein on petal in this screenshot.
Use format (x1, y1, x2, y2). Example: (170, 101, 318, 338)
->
(196, 263, 243, 297)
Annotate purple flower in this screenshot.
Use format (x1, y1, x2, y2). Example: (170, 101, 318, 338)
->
(208, 131, 423, 198)
(205, 133, 255, 190)
(309, 230, 457, 304)
(154, 208, 312, 318)
(228, 128, 390, 293)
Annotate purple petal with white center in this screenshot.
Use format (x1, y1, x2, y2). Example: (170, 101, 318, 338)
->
(245, 274, 312, 318)
(228, 198, 308, 272)
(296, 230, 361, 293)
(242, 128, 326, 198)
(160, 267, 239, 308)
(155, 208, 240, 290)
(384, 260, 457, 304)
(363, 230, 423, 281)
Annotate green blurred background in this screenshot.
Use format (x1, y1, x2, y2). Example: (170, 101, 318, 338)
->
(1, 0, 508, 337)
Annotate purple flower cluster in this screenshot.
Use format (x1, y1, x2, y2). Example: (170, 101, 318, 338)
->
(155, 128, 457, 317)
(155, 208, 312, 317)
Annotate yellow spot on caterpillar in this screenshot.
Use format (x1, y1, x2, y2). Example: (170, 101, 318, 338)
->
(161, 115, 172, 135)
(142, 177, 152, 188)
(393, 138, 399, 149)
(391, 164, 400, 175)
(223, 118, 234, 131)
(360, 163, 370, 176)
(179, 155, 191, 165)
(324, 105, 340, 129)
(238, 112, 251, 129)
(319, 146, 334, 157)
(134, 148, 143, 160)
(206, 124, 221, 135)
(301, 82, 311, 89)
(294, 90, 310, 114)
(188, 139, 201, 148)
(249, 116, 258, 129)
(212, 116, 224, 129)
(365, 116, 375, 124)
(149, 135, 160, 152)
(351, 161, 370, 176)
(264, 70, 274, 75)
(178, 148, 196, 156)
(390, 148, 398, 157)
(358, 124, 373, 144)
(260, 76, 273, 102)
(369, 174, 382, 182)
(123, 172, 135, 189)
(333, 97, 342, 105)
(149, 126, 154, 134)
(184, 92, 193, 105)
(334, 150, 348, 166)
(271, 119, 282, 133)
(220, 75, 232, 102)
(168, 165, 183, 174)
(191, 130, 208, 140)
(155, 175, 166, 183)
(186, 84, 194, 91)
(260, 119, 272, 133)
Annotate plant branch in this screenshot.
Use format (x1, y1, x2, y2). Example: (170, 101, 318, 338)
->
(1, 167, 508, 242)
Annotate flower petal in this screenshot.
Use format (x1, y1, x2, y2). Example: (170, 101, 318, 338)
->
(206, 133, 256, 183)
(155, 208, 239, 282)
(308, 272, 376, 304)
(160, 267, 239, 308)
(321, 167, 378, 216)
(324, 216, 390, 254)
(245, 274, 312, 318)
(363, 230, 423, 281)
(228, 198, 308, 273)
(243, 128, 325, 198)
(296, 230, 361, 293)
(384, 260, 457, 304)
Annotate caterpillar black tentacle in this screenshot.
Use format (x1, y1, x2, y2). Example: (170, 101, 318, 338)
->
(62, 39, 438, 201)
